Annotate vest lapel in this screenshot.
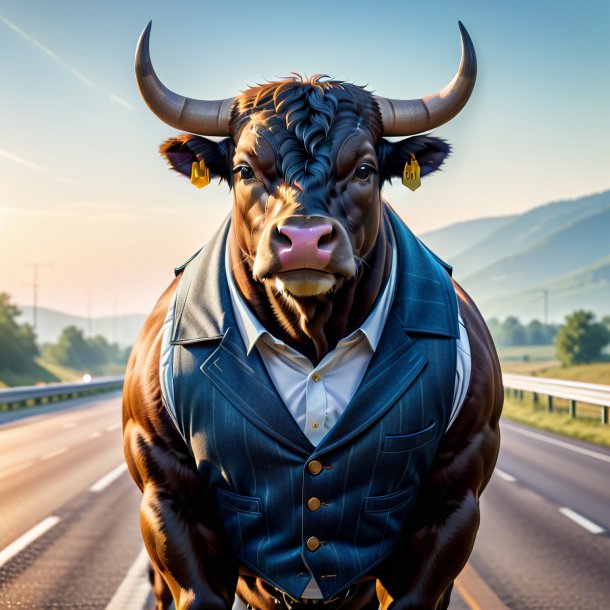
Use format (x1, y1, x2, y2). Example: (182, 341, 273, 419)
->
(171, 215, 313, 456)
(313, 209, 458, 458)
(200, 328, 314, 456)
(314, 311, 427, 457)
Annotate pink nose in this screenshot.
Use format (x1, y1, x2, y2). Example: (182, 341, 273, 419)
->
(277, 224, 333, 270)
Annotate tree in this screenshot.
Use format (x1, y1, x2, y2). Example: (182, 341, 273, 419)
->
(0, 293, 38, 372)
(43, 327, 130, 372)
(555, 310, 610, 366)
(501, 316, 527, 346)
(43, 326, 99, 370)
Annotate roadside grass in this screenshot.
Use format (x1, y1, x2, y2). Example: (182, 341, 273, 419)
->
(502, 394, 610, 449)
(0, 358, 81, 388)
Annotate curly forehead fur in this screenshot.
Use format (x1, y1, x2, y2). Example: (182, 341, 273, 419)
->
(230, 75, 383, 185)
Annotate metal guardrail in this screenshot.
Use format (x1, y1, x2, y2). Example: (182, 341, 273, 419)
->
(503, 373, 610, 424)
(0, 376, 124, 411)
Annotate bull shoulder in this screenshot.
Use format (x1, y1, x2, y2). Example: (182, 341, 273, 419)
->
(122, 277, 197, 492)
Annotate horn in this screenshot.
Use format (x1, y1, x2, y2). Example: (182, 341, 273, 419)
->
(135, 22, 234, 137)
(375, 22, 477, 136)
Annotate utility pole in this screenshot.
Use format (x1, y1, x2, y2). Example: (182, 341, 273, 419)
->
(23, 262, 52, 333)
(537, 289, 549, 326)
(86, 291, 93, 337)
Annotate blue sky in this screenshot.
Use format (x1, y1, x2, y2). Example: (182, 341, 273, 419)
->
(1, 0, 609, 316)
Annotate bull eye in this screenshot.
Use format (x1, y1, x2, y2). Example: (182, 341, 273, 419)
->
(234, 164, 255, 181)
(354, 163, 375, 181)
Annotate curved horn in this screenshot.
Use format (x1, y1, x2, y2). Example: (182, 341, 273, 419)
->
(375, 22, 477, 136)
(135, 22, 234, 136)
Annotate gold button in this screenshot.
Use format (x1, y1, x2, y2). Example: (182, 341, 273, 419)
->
(307, 497, 321, 511)
(312, 421, 319, 429)
(275, 343, 286, 351)
(306, 536, 321, 552)
(312, 373, 321, 382)
(308, 460, 323, 475)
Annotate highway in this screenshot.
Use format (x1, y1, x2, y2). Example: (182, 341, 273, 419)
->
(1, 396, 609, 609)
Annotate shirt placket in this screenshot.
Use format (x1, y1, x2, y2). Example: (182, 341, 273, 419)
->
(304, 367, 328, 446)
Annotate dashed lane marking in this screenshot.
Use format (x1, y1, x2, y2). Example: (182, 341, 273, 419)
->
(455, 562, 510, 610)
(502, 422, 610, 464)
(105, 546, 152, 610)
(559, 507, 605, 535)
(0, 516, 60, 568)
(90, 463, 128, 492)
(0, 460, 33, 480)
(495, 468, 517, 483)
(40, 447, 68, 461)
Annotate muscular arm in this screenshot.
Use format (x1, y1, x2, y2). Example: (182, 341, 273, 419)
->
(378, 283, 503, 610)
(122, 279, 238, 610)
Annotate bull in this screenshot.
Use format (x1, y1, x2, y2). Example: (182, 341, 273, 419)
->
(123, 21, 502, 610)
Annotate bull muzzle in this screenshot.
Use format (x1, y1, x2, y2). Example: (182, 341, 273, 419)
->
(253, 217, 356, 297)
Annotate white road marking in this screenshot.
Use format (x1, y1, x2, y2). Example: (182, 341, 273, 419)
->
(559, 507, 605, 535)
(90, 463, 128, 492)
(105, 546, 152, 610)
(90, 431, 101, 438)
(495, 468, 517, 482)
(106, 423, 121, 432)
(502, 422, 610, 464)
(0, 516, 60, 568)
(40, 447, 68, 461)
(0, 460, 34, 481)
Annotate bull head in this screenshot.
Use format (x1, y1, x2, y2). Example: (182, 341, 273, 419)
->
(135, 22, 476, 359)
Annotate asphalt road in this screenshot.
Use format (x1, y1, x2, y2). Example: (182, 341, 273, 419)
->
(1, 396, 609, 609)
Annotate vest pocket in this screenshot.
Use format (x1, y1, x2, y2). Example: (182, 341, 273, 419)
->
(364, 486, 414, 513)
(382, 421, 436, 453)
(217, 488, 262, 515)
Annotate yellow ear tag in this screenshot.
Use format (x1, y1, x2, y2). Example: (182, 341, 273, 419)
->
(402, 154, 421, 191)
(190, 160, 211, 189)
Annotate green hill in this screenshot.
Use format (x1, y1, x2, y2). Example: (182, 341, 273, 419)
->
(416, 189, 610, 323)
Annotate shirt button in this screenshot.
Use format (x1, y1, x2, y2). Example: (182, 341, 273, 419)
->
(275, 343, 286, 350)
(312, 373, 321, 382)
(307, 497, 321, 511)
(308, 460, 323, 475)
(312, 421, 319, 429)
(306, 536, 321, 552)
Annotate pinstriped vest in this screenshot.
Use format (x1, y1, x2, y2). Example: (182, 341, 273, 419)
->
(168, 209, 458, 600)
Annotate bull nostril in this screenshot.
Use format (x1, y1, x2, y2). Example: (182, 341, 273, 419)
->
(317, 227, 334, 247)
(276, 226, 293, 246)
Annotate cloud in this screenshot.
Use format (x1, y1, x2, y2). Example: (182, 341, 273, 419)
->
(0, 149, 47, 172)
(107, 92, 134, 111)
(0, 201, 177, 224)
(0, 13, 132, 110)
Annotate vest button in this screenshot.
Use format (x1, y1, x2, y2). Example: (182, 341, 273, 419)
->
(306, 536, 321, 552)
(307, 497, 321, 511)
(308, 460, 323, 475)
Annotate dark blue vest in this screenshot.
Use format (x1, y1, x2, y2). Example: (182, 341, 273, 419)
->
(168, 209, 458, 600)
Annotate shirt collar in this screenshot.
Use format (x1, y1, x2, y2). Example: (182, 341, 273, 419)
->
(225, 227, 397, 356)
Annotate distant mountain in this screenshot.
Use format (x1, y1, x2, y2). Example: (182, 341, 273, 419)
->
(419, 216, 514, 261)
(416, 190, 610, 323)
(18, 306, 146, 348)
(450, 191, 610, 277)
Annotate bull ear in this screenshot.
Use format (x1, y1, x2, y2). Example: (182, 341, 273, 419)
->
(159, 135, 234, 186)
(377, 136, 450, 185)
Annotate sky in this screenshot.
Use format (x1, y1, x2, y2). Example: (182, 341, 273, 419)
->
(1, 0, 609, 317)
